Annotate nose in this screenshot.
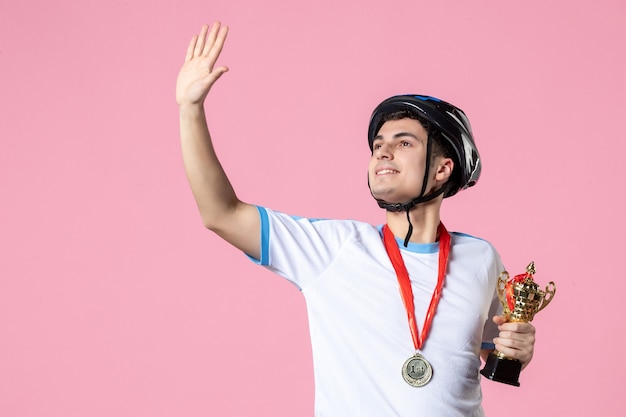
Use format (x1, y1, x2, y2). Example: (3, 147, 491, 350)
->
(374, 142, 393, 160)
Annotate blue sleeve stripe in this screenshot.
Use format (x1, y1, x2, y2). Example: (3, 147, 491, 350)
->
(245, 206, 270, 265)
(481, 342, 495, 350)
(258, 206, 270, 265)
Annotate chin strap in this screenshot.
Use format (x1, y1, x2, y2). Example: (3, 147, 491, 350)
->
(404, 208, 413, 248)
(385, 186, 445, 247)
(375, 185, 446, 213)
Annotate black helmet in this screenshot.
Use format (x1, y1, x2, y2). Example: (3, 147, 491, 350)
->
(368, 94, 481, 199)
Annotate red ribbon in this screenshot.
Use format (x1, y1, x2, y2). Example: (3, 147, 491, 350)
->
(382, 223, 451, 351)
(506, 270, 531, 311)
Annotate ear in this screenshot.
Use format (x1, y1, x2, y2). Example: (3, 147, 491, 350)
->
(434, 157, 454, 182)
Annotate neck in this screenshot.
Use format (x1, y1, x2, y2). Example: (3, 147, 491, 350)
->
(385, 200, 442, 244)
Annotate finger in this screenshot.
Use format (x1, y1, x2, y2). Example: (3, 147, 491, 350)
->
(497, 325, 536, 343)
(492, 315, 507, 325)
(499, 322, 535, 334)
(495, 337, 533, 357)
(494, 327, 535, 357)
(207, 25, 229, 71)
(495, 331, 535, 347)
(495, 332, 533, 350)
(494, 342, 532, 363)
(184, 35, 199, 62)
(494, 339, 523, 353)
(208, 66, 229, 83)
(496, 332, 533, 345)
(194, 24, 209, 58)
(203, 21, 221, 56)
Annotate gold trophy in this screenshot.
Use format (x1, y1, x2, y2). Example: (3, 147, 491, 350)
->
(480, 262, 556, 386)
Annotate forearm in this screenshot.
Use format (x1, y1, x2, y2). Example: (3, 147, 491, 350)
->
(179, 104, 240, 231)
(480, 349, 492, 364)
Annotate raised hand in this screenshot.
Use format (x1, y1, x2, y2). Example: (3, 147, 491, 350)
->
(176, 22, 229, 107)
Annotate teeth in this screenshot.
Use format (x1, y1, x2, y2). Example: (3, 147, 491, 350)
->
(378, 169, 397, 175)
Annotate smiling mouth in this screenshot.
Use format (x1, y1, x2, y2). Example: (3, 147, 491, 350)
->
(377, 169, 399, 175)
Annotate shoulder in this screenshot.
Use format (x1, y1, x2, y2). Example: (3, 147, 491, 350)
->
(449, 231, 503, 271)
(258, 206, 380, 239)
(450, 231, 498, 252)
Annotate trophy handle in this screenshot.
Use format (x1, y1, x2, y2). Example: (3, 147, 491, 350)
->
(496, 272, 509, 313)
(536, 281, 556, 313)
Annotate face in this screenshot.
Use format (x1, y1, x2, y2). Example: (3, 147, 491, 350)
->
(368, 118, 451, 204)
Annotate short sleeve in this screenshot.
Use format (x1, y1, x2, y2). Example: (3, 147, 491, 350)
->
(248, 206, 371, 289)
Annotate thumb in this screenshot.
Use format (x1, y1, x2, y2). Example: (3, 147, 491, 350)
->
(208, 66, 229, 83)
(492, 315, 507, 325)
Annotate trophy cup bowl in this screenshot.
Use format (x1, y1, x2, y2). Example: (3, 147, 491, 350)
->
(480, 262, 556, 386)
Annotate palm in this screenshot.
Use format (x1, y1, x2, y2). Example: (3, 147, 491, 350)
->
(176, 23, 229, 106)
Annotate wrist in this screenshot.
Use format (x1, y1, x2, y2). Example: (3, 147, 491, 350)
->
(178, 102, 206, 118)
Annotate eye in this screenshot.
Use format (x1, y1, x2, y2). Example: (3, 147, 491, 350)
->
(373, 143, 382, 150)
(400, 141, 412, 147)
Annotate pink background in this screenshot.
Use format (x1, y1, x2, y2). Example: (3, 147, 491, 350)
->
(1, 0, 624, 416)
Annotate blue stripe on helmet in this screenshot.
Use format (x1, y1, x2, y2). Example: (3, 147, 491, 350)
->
(413, 95, 441, 102)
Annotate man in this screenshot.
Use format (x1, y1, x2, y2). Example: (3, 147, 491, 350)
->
(176, 22, 536, 416)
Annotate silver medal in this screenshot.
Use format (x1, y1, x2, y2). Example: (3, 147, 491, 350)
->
(402, 353, 433, 387)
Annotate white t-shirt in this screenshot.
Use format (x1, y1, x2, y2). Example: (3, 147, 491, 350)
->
(250, 207, 503, 417)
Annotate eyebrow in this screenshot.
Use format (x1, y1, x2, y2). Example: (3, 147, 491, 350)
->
(373, 132, 420, 141)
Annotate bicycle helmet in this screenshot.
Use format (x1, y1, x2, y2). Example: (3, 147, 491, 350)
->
(368, 95, 482, 245)
(368, 94, 481, 207)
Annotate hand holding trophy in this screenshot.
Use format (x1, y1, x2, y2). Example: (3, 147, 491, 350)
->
(480, 262, 556, 386)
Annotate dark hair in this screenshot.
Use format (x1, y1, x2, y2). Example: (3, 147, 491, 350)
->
(379, 110, 461, 192)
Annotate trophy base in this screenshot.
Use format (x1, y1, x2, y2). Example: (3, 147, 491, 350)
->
(480, 352, 522, 387)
